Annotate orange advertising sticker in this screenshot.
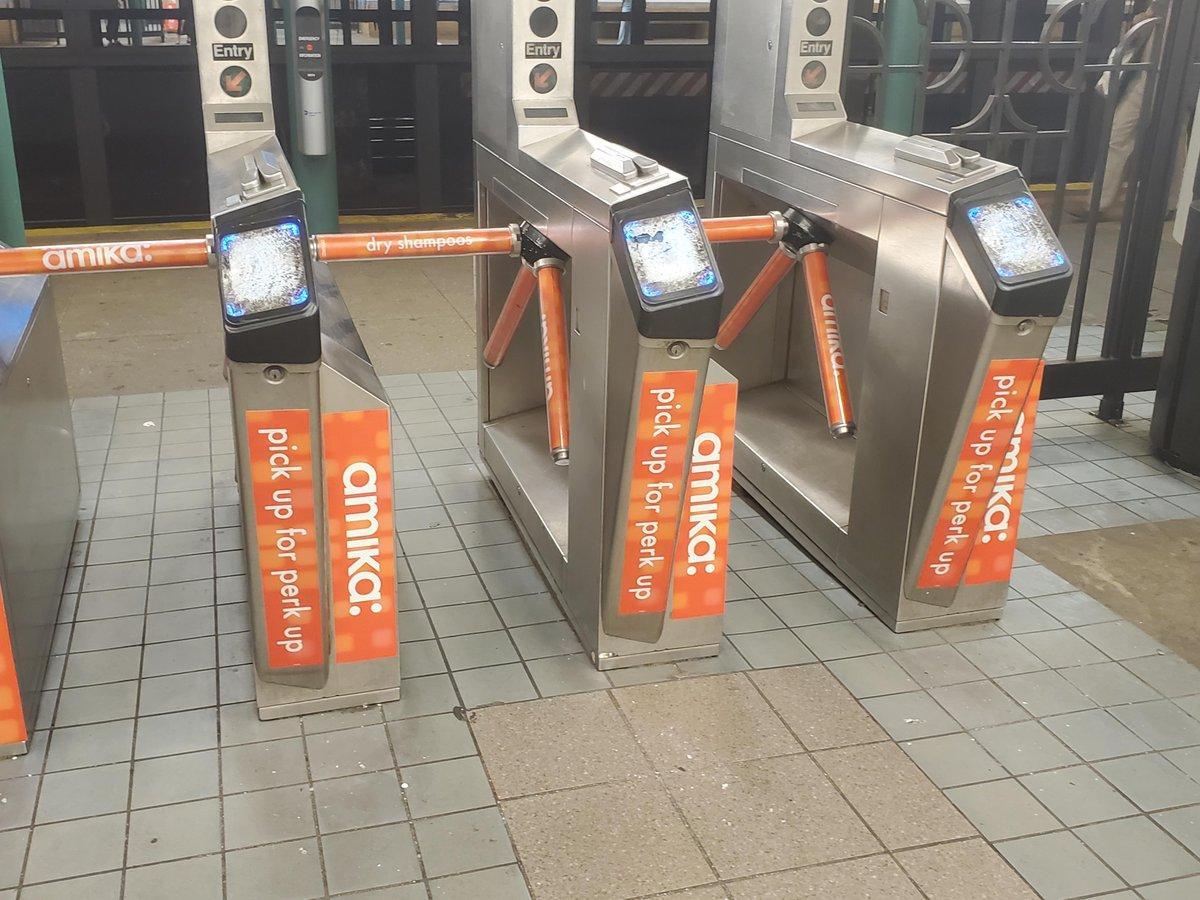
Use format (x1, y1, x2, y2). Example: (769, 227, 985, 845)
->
(322, 409, 399, 664)
(618, 370, 700, 616)
(0, 583, 27, 746)
(916, 359, 1042, 591)
(672, 381, 738, 620)
(245, 410, 324, 670)
(964, 361, 1045, 585)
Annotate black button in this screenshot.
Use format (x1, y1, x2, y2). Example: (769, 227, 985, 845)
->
(530, 64, 558, 94)
(214, 5, 248, 39)
(530, 7, 558, 38)
(807, 8, 831, 36)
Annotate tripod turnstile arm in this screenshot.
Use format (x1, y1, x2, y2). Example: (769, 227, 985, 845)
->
(799, 245, 856, 438)
(536, 260, 571, 466)
(314, 226, 520, 262)
(0, 238, 213, 277)
(482, 264, 539, 369)
(703, 213, 786, 245)
(714, 246, 798, 350)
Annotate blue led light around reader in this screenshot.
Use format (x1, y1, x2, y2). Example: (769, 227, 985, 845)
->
(1015, 195, 1036, 210)
(699, 268, 716, 287)
(679, 210, 698, 226)
(643, 284, 664, 298)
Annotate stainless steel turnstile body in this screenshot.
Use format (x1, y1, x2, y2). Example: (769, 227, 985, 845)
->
(474, 1, 732, 668)
(709, 1, 1070, 630)
(0, 268, 78, 755)
(197, 0, 400, 717)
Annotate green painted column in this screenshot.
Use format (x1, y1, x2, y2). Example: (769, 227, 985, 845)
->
(878, 0, 923, 136)
(0, 59, 25, 247)
(284, 1, 339, 235)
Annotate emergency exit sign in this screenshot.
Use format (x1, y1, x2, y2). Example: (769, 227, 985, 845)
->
(526, 41, 562, 59)
(213, 43, 255, 61)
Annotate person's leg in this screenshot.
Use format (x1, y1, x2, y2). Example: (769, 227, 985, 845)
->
(1098, 74, 1147, 212)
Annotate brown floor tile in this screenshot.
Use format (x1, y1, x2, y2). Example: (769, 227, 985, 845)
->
(815, 742, 976, 850)
(895, 838, 1037, 899)
(749, 665, 887, 750)
(663, 754, 881, 880)
(471, 692, 650, 799)
(612, 673, 799, 772)
(501, 779, 712, 899)
(650, 887, 728, 899)
(726, 855, 922, 899)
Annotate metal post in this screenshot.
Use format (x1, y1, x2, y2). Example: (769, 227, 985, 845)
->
(878, 0, 922, 135)
(284, 0, 339, 234)
(0, 59, 25, 247)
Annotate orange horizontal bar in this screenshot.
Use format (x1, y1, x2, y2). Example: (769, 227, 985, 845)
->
(0, 239, 210, 277)
(703, 215, 779, 245)
(315, 228, 516, 262)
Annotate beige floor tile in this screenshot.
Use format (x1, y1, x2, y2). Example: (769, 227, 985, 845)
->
(895, 837, 1037, 899)
(651, 887, 729, 899)
(815, 742, 976, 850)
(612, 673, 799, 772)
(749, 664, 887, 750)
(726, 855, 922, 899)
(501, 779, 712, 900)
(663, 754, 881, 880)
(471, 692, 650, 799)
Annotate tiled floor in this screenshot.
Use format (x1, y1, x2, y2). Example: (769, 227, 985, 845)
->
(1, 369, 1199, 898)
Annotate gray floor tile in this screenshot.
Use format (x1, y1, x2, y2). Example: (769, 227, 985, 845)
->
(1032, 592, 1121, 628)
(69, 616, 145, 653)
(973, 720, 1081, 775)
(525, 654, 611, 697)
(127, 798, 221, 866)
(1076, 620, 1170, 660)
(403, 756, 496, 818)
(1043, 708, 1154, 761)
(61, 646, 142, 689)
(722, 598, 786, 634)
(415, 806, 518, 879)
(945, 778, 1061, 840)
(400, 639, 449, 678)
(300, 705, 382, 735)
(892, 645, 985, 689)
(0, 775, 38, 831)
(901, 732, 1006, 788)
(931, 681, 1031, 730)
(1017, 629, 1109, 669)
(0, 829, 26, 890)
(322, 823, 423, 895)
(44, 720, 134, 772)
(428, 602, 503, 638)
(794, 620, 880, 660)
(54, 680, 137, 727)
(761, 591, 846, 627)
(307, 723, 395, 780)
(134, 708, 218, 759)
(1125, 655, 1200, 698)
(862, 690, 961, 741)
(220, 737, 309, 793)
(453, 663, 537, 708)
(729, 629, 817, 668)
(996, 669, 1096, 718)
(23, 813, 127, 884)
(225, 838, 324, 900)
(123, 854, 223, 900)
(1095, 753, 1200, 811)
(145, 581, 214, 614)
(131, 749, 219, 809)
(996, 831, 1124, 900)
(428, 864, 531, 900)
(382, 673, 461, 720)
(1076, 816, 1200, 885)
(1060, 661, 1162, 706)
(1154, 805, 1200, 857)
(825, 653, 919, 699)
(1108, 700, 1200, 750)
(218, 701, 302, 747)
(19, 872, 122, 899)
(144, 608, 215, 644)
(956, 636, 1048, 678)
(1020, 764, 1138, 826)
(313, 769, 407, 834)
(497, 623, 577, 663)
(35, 762, 130, 823)
(998, 599, 1065, 635)
(223, 784, 316, 849)
(1138, 874, 1200, 899)
(137, 670, 217, 715)
(389, 712, 476, 766)
(419, 574, 491, 607)
(439, 628, 518, 672)
(492, 593, 562, 628)
(738, 565, 815, 598)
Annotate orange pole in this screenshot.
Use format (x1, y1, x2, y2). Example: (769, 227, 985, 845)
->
(536, 261, 570, 466)
(801, 247, 855, 437)
(0, 238, 210, 277)
(483, 264, 538, 369)
(703, 215, 779, 245)
(315, 227, 516, 262)
(714, 247, 797, 350)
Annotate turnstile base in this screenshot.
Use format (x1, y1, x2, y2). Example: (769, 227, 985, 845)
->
(734, 469, 1004, 633)
(0, 737, 30, 758)
(596, 642, 722, 671)
(256, 685, 402, 721)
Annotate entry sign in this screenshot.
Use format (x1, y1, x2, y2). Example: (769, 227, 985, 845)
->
(917, 359, 1043, 590)
(246, 410, 324, 670)
(619, 371, 699, 616)
(213, 43, 254, 61)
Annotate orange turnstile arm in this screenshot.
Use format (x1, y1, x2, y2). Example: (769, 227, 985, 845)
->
(703, 215, 780, 245)
(314, 227, 517, 261)
(800, 247, 856, 437)
(714, 247, 797, 350)
(0, 238, 211, 277)
(483, 265, 539, 369)
(536, 262, 571, 466)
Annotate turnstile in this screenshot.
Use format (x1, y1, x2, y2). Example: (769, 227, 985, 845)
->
(473, 1, 737, 669)
(0, 265, 78, 756)
(708, 1, 1072, 630)
(197, 0, 400, 716)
